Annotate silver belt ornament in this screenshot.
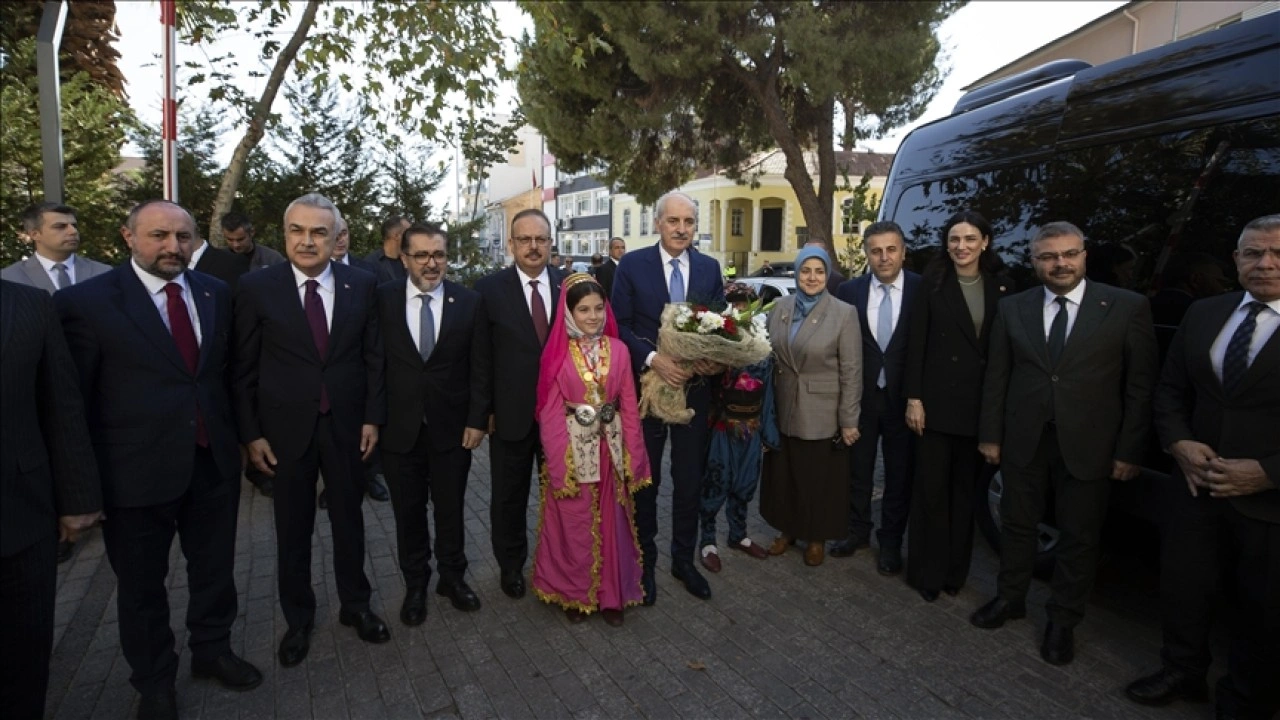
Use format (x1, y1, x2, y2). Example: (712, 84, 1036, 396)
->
(571, 402, 617, 427)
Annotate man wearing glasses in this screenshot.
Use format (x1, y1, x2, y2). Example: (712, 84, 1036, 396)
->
(972, 221, 1157, 666)
(472, 209, 563, 600)
(377, 224, 488, 625)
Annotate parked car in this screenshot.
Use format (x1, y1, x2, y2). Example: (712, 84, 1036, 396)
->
(750, 261, 794, 277)
(737, 276, 795, 304)
(877, 15, 1280, 572)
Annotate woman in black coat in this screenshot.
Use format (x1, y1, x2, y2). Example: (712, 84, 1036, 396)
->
(903, 211, 1015, 602)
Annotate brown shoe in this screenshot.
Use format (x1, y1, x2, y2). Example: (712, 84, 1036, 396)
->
(804, 541, 824, 566)
(699, 546, 722, 573)
(768, 535, 793, 556)
(601, 609, 624, 627)
(565, 608, 588, 624)
(730, 538, 769, 560)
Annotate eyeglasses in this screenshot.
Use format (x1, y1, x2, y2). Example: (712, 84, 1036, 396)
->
(512, 235, 552, 247)
(1032, 249, 1085, 263)
(406, 251, 447, 264)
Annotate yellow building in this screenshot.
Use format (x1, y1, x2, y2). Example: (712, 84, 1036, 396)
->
(610, 149, 893, 275)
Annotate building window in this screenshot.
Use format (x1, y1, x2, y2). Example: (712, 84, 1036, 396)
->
(576, 193, 590, 217)
(731, 208, 743, 236)
(841, 198, 857, 235)
(623, 209, 631, 236)
(796, 226, 809, 248)
(595, 190, 609, 215)
(640, 207, 650, 236)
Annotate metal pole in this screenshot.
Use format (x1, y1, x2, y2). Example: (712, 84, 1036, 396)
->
(161, 0, 179, 201)
(36, 0, 68, 204)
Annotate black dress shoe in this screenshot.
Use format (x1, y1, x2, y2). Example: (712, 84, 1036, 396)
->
(671, 560, 712, 600)
(641, 566, 656, 606)
(500, 570, 526, 599)
(919, 588, 939, 603)
(255, 478, 275, 498)
(317, 489, 328, 509)
(1040, 622, 1074, 665)
(366, 473, 390, 502)
(942, 585, 960, 596)
(57, 539, 75, 564)
(400, 587, 427, 626)
(339, 608, 391, 644)
(437, 579, 482, 612)
(829, 535, 870, 558)
(877, 544, 903, 576)
(137, 689, 177, 720)
(278, 624, 312, 667)
(191, 652, 263, 691)
(1125, 667, 1209, 706)
(969, 597, 1026, 629)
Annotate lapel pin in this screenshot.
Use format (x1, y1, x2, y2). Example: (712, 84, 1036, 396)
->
(1100, 301, 1108, 307)
(343, 283, 350, 290)
(999, 286, 1007, 292)
(448, 296, 455, 303)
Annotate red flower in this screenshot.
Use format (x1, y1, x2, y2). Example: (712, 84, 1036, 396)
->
(723, 317, 737, 334)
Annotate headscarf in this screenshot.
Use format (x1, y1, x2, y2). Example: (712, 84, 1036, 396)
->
(792, 245, 831, 319)
(536, 272, 619, 412)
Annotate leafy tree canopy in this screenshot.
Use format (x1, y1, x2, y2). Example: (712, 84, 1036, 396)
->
(517, 0, 963, 251)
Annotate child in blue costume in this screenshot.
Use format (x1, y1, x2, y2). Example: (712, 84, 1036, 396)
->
(698, 283, 780, 572)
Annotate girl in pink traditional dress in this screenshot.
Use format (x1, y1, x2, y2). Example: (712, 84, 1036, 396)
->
(533, 273, 651, 626)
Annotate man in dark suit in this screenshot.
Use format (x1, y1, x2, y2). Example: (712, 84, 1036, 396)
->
(377, 223, 488, 625)
(972, 221, 1157, 666)
(472, 209, 562, 600)
(832, 222, 920, 573)
(364, 215, 411, 286)
(613, 191, 725, 603)
(221, 212, 285, 270)
(0, 280, 101, 720)
(234, 193, 389, 668)
(56, 200, 261, 720)
(333, 215, 380, 278)
(596, 237, 624, 297)
(1125, 215, 1280, 719)
(189, 234, 250, 294)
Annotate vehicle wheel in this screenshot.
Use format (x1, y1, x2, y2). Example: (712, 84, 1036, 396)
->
(974, 465, 1059, 579)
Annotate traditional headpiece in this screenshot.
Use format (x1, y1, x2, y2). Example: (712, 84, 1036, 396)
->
(561, 272, 598, 292)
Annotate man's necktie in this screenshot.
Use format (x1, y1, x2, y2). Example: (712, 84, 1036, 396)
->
(1223, 301, 1266, 393)
(52, 262, 70, 290)
(1047, 296, 1069, 365)
(669, 258, 686, 303)
(163, 283, 207, 447)
(304, 279, 331, 413)
(876, 284, 893, 388)
(418, 293, 435, 361)
(529, 280, 549, 345)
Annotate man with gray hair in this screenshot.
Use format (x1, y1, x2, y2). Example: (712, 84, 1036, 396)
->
(972, 221, 1157, 666)
(1126, 215, 1280, 718)
(234, 193, 390, 668)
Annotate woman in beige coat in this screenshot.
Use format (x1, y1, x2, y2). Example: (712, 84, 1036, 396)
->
(760, 246, 863, 566)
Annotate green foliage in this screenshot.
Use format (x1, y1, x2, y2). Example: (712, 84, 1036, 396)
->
(125, 107, 227, 239)
(1, 38, 134, 266)
(837, 172, 883, 276)
(517, 1, 962, 249)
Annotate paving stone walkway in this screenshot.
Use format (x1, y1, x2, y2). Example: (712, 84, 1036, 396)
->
(46, 444, 1215, 719)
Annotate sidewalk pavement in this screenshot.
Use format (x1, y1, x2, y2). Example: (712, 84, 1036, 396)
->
(45, 443, 1211, 719)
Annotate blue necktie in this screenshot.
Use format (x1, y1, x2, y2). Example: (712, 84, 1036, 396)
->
(668, 258, 685, 303)
(1222, 301, 1265, 393)
(876, 283, 893, 388)
(418, 293, 435, 361)
(52, 262, 71, 290)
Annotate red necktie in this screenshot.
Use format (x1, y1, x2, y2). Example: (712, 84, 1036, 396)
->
(304, 279, 331, 413)
(529, 279, 549, 345)
(163, 283, 208, 447)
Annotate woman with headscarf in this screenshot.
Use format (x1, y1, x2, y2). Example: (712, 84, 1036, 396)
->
(760, 246, 863, 566)
(904, 210, 1015, 602)
(532, 273, 651, 627)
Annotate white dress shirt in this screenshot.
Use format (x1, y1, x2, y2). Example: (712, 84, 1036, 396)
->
(36, 252, 76, 287)
(867, 272, 904, 346)
(189, 241, 209, 269)
(131, 259, 202, 344)
(336, 254, 350, 265)
(1210, 292, 1280, 380)
(516, 266, 552, 324)
(405, 279, 443, 350)
(1043, 279, 1088, 340)
(292, 263, 335, 330)
(658, 245, 690, 299)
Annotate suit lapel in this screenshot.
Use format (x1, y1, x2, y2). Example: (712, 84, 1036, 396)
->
(1228, 297, 1280, 397)
(277, 265, 321, 362)
(790, 294, 830, 357)
(22, 257, 58, 294)
(0, 283, 14, 357)
(889, 272, 919, 353)
(118, 266, 191, 375)
(1018, 290, 1051, 369)
(1059, 282, 1114, 365)
(186, 271, 218, 373)
(941, 276, 982, 353)
(327, 265, 355, 361)
(387, 284, 420, 364)
(507, 268, 541, 346)
(771, 297, 798, 371)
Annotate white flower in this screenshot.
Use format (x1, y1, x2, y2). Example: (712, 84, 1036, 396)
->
(674, 305, 694, 325)
(751, 313, 767, 333)
(697, 311, 725, 333)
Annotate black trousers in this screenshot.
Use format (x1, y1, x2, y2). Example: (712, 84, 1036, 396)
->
(382, 424, 472, 589)
(1160, 485, 1279, 720)
(0, 532, 56, 719)
(488, 427, 540, 574)
(273, 414, 371, 631)
(906, 429, 982, 592)
(848, 387, 913, 546)
(996, 425, 1110, 627)
(103, 447, 239, 694)
(637, 381, 711, 566)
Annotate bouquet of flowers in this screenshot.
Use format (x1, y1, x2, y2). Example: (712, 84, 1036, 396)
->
(638, 300, 773, 424)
